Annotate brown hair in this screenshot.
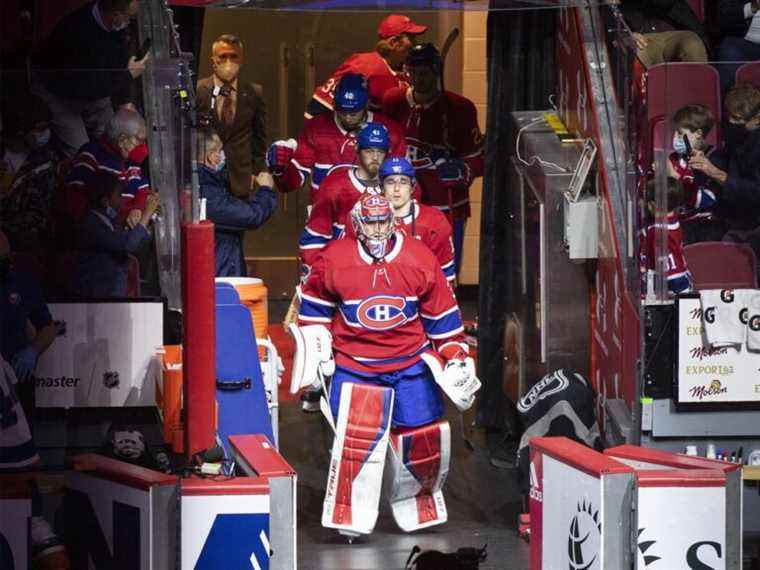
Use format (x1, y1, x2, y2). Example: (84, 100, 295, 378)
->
(724, 82, 760, 121)
(646, 177, 683, 212)
(195, 127, 222, 162)
(213, 34, 244, 53)
(672, 104, 714, 135)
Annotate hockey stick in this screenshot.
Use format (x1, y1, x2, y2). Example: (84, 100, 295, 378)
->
(440, 26, 460, 68)
(282, 288, 301, 328)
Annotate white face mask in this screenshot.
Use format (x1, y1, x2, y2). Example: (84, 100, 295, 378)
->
(672, 132, 689, 156)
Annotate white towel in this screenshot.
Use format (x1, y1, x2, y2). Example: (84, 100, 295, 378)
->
(746, 293, 760, 352)
(699, 289, 754, 347)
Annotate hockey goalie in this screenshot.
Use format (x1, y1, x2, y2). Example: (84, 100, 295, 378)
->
(289, 193, 480, 537)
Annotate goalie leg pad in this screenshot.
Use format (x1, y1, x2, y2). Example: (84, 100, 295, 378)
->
(322, 382, 394, 535)
(385, 420, 451, 532)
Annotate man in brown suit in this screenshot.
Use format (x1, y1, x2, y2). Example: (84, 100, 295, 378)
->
(196, 34, 267, 197)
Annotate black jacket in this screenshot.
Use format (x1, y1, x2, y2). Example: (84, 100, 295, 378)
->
(34, 2, 131, 103)
(719, 0, 755, 36)
(712, 129, 760, 228)
(620, 0, 709, 45)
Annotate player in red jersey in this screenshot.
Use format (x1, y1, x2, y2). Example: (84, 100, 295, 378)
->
(298, 122, 388, 276)
(380, 157, 456, 282)
(289, 194, 480, 537)
(382, 43, 484, 276)
(267, 74, 405, 200)
(305, 14, 428, 118)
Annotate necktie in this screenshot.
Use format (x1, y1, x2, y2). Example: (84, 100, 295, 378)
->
(219, 84, 234, 127)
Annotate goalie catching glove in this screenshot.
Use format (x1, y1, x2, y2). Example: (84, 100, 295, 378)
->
(288, 323, 335, 394)
(421, 346, 481, 412)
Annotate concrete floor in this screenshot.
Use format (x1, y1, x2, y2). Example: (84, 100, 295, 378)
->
(278, 398, 529, 570)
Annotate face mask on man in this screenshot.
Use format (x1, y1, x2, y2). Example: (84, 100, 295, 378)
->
(215, 61, 240, 83)
(213, 150, 226, 173)
(32, 129, 51, 148)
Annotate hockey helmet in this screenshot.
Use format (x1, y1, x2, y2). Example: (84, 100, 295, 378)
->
(357, 122, 390, 151)
(351, 194, 395, 259)
(379, 157, 416, 182)
(334, 73, 369, 113)
(406, 43, 442, 73)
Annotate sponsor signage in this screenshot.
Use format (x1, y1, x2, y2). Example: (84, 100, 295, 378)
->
(677, 297, 760, 404)
(34, 302, 163, 407)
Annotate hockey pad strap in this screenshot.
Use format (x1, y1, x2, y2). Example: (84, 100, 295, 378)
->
(386, 421, 450, 532)
(420, 352, 481, 412)
(322, 383, 394, 535)
(288, 323, 335, 394)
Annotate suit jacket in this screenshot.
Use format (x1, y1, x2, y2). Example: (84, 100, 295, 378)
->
(620, 0, 709, 45)
(719, 0, 754, 36)
(196, 76, 267, 197)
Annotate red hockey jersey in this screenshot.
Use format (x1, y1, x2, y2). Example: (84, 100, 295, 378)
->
(299, 166, 382, 271)
(668, 151, 720, 223)
(382, 87, 484, 221)
(298, 233, 467, 373)
(310, 51, 409, 115)
(640, 212, 693, 294)
(396, 202, 456, 282)
(276, 110, 406, 199)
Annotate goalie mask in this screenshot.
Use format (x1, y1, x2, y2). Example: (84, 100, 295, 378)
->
(351, 194, 395, 260)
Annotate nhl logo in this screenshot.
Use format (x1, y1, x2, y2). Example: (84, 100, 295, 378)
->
(568, 499, 601, 570)
(103, 371, 120, 389)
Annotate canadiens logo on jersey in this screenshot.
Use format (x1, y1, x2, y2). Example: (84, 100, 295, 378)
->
(405, 138, 447, 169)
(356, 295, 408, 331)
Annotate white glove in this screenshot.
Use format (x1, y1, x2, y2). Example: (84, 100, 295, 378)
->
(421, 353, 481, 412)
(288, 323, 335, 394)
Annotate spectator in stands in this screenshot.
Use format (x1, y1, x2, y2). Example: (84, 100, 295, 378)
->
(61, 109, 150, 248)
(717, 0, 760, 92)
(0, 230, 59, 382)
(196, 128, 277, 277)
(640, 178, 694, 295)
(701, 83, 760, 241)
(665, 104, 727, 242)
(0, 97, 61, 254)
(611, 0, 709, 65)
(196, 34, 267, 198)
(74, 172, 158, 298)
(32, 0, 149, 158)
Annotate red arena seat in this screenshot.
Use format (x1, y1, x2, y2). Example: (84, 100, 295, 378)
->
(736, 61, 760, 88)
(683, 242, 758, 290)
(647, 63, 721, 149)
(687, 0, 705, 22)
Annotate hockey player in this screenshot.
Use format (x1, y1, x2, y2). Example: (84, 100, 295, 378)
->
(382, 43, 484, 276)
(266, 73, 406, 199)
(380, 157, 456, 282)
(290, 193, 480, 537)
(305, 14, 428, 118)
(298, 122, 389, 277)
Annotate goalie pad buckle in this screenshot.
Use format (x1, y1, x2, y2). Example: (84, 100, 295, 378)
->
(288, 323, 335, 394)
(386, 420, 450, 532)
(322, 382, 394, 535)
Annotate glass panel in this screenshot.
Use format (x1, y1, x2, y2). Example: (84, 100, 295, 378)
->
(211, 0, 615, 11)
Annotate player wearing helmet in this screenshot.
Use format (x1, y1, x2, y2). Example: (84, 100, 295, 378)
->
(267, 74, 406, 199)
(380, 157, 456, 282)
(382, 43, 484, 277)
(290, 193, 481, 537)
(306, 14, 428, 118)
(298, 122, 390, 278)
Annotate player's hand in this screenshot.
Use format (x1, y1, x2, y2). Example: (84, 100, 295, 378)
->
(128, 53, 150, 79)
(266, 139, 297, 176)
(438, 159, 471, 187)
(632, 33, 648, 51)
(126, 208, 143, 229)
(256, 171, 275, 189)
